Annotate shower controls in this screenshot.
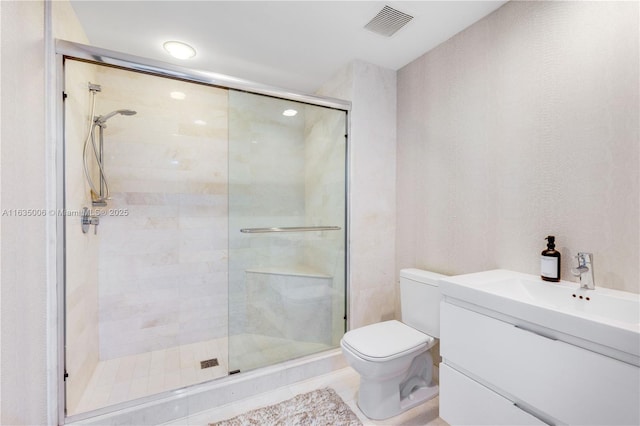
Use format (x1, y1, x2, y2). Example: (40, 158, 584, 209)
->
(81, 207, 100, 234)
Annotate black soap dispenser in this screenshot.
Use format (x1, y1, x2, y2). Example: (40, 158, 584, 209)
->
(541, 235, 561, 282)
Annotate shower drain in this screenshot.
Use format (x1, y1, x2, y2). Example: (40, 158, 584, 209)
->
(200, 358, 219, 369)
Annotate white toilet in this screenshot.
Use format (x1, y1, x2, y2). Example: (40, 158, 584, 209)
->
(340, 268, 445, 420)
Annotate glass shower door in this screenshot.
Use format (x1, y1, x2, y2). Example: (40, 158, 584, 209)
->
(227, 91, 347, 373)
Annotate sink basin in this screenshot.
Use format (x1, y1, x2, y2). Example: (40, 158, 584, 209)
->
(439, 270, 640, 364)
(481, 277, 639, 325)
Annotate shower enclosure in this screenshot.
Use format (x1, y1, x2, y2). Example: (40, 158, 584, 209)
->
(61, 52, 347, 419)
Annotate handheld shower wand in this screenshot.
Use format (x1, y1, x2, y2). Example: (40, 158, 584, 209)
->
(94, 109, 137, 126)
(82, 86, 137, 206)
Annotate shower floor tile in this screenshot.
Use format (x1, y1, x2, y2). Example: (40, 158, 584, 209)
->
(69, 333, 333, 417)
(71, 337, 229, 415)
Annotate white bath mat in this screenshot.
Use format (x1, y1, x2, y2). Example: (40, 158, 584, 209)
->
(209, 387, 362, 426)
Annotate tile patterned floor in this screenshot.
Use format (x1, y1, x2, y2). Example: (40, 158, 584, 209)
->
(70, 334, 333, 416)
(162, 367, 449, 426)
(72, 338, 228, 415)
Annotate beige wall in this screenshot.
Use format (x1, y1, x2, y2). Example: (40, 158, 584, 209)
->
(0, 1, 98, 422)
(0, 1, 48, 424)
(397, 1, 639, 293)
(317, 60, 398, 328)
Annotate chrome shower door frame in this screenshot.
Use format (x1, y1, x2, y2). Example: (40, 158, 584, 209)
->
(54, 39, 351, 424)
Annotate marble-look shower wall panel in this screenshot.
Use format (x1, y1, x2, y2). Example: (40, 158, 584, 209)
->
(245, 270, 334, 344)
(91, 65, 229, 359)
(228, 92, 308, 336)
(303, 105, 347, 345)
(303, 106, 346, 270)
(316, 61, 398, 329)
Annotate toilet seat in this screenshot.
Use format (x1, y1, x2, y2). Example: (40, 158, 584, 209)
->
(342, 320, 434, 362)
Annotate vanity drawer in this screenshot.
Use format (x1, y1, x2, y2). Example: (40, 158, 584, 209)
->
(441, 302, 640, 425)
(440, 363, 546, 425)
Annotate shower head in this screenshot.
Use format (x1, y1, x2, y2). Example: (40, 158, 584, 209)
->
(95, 109, 137, 126)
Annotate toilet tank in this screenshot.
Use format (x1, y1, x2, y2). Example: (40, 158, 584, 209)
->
(400, 268, 447, 338)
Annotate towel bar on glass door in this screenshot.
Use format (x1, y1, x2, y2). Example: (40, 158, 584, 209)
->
(240, 226, 342, 233)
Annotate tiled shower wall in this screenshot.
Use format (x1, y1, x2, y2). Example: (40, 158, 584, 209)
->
(303, 105, 347, 345)
(315, 61, 398, 329)
(227, 92, 346, 345)
(83, 63, 230, 359)
(228, 92, 307, 336)
(67, 64, 348, 366)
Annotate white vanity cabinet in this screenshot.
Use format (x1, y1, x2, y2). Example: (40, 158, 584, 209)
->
(440, 301, 640, 426)
(439, 363, 547, 425)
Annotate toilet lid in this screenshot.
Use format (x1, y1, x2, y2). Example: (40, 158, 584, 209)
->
(342, 320, 432, 360)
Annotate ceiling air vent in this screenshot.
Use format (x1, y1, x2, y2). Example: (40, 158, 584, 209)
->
(364, 5, 414, 37)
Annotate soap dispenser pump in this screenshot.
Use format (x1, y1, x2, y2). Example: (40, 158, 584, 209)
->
(541, 235, 561, 282)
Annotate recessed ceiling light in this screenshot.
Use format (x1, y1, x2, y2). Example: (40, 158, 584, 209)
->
(283, 109, 298, 117)
(170, 91, 186, 100)
(163, 41, 196, 59)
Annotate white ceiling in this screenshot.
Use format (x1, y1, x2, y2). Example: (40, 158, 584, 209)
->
(69, 1, 507, 93)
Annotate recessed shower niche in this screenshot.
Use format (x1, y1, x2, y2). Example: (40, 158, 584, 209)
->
(63, 58, 347, 418)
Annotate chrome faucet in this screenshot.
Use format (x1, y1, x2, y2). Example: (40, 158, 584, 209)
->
(571, 252, 595, 290)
